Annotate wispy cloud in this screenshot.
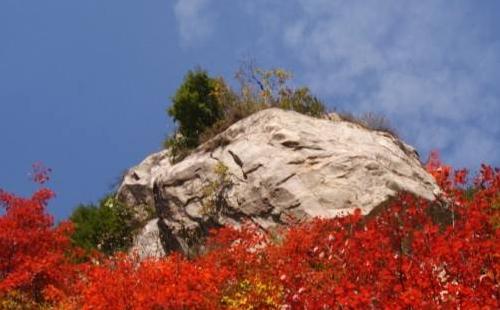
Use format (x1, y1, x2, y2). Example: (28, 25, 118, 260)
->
(174, 0, 214, 46)
(246, 0, 500, 167)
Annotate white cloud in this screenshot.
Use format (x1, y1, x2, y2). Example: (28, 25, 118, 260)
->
(174, 0, 214, 46)
(246, 0, 500, 167)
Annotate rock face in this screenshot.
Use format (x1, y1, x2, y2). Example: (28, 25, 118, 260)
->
(118, 108, 441, 258)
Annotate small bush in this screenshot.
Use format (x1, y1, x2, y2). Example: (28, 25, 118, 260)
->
(235, 65, 326, 117)
(278, 86, 325, 117)
(70, 195, 140, 255)
(199, 100, 267, 146)
(360, 112, 397, 136)
(336, 110, 398, 138)
(167, 69, 223, 148)
(199, 76, 268, 147)
(163, 134, 192, 163)
(201, 162, 233, 217)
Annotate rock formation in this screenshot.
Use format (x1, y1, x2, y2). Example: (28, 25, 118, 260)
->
(118, 108, 441, 258)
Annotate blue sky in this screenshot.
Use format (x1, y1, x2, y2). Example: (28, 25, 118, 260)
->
(1, 0, 499, 220)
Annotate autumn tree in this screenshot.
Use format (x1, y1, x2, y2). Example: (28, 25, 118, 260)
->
(1, 159, 498, 309)
(0, 164, 77, 307)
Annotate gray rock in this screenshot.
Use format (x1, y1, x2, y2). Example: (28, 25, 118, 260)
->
(118, 108, 441, 257)
(130, 219, 165, 259)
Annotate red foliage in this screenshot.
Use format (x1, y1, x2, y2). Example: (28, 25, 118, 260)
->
(2, 157, 499, 309)
(0, 165, 77, 305)
(29, 162, 52, 185)
(69, 253, 232, 309)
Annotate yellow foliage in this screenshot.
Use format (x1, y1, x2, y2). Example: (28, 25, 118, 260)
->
(0, 291, 51, 310)
(221, 278, 283, 309)
(201, 162, 232, 217)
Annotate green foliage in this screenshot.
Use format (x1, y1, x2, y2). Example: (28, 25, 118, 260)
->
(163, 134, 192, 163)
(164, 65, 327, 162)
(167, 69, 223, 148)
(199, 103, 265, 149)
(278, 86, 325, 117)
(70, 195, 138, 255)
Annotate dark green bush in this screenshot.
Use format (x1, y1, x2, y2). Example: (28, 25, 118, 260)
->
(70, 195, 139, 255)
(167, 69, 223, 148)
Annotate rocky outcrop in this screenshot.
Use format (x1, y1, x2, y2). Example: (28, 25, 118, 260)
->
(129, 219, 165, 258)
(118, 108, 441, 258)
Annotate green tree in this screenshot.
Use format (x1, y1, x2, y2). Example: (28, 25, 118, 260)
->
(168, 69, 222, 148)
(70, 195, 138, 255)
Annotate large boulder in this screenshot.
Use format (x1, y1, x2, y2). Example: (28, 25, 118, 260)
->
(118, 108, 441, 258)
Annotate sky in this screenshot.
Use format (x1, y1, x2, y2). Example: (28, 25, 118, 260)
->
(1, 0, 499, 220)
